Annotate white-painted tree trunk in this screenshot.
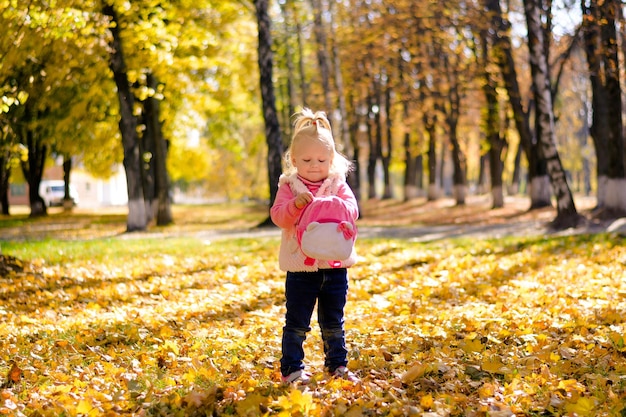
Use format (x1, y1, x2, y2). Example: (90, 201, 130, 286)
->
(529, 175, 552, 207)
(605, 178, 626, 211)
(127, 198, 147, 231)
(404, 185, 421, 200)
(427, 184, 439, 200)
(596, 175, 608, 208)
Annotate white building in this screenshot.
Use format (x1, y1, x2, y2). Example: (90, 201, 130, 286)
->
(69, 165, 129, 208)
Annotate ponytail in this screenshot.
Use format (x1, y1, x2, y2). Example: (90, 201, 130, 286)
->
(292, 108, 332, 134)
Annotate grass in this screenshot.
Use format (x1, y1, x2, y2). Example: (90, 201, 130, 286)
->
(0, 202, 269, 242)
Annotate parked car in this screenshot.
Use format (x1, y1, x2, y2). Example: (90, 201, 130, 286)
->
(39, 180, 79, 207)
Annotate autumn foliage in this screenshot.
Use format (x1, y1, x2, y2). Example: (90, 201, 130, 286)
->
(1, 202, 625, 416)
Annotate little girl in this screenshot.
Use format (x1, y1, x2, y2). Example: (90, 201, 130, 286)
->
(270, 108, 359, 384)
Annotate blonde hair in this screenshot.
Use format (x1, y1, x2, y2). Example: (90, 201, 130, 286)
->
(283, 108, 353, 178)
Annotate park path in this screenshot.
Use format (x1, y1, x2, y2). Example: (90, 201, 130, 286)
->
(2, 195, 624, 243)
(170, 217, 610, 243)
(157, 194, 620, 242)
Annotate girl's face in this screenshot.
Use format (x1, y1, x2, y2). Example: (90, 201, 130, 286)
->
(291, 139, 333, 182)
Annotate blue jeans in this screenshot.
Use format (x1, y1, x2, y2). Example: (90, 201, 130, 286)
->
(280, 268, 349, 376)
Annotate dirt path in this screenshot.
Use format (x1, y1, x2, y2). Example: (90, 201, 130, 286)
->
(2, 195, 623, 243)
(166, 195, 620, 242)
(355, 194, 619, 241)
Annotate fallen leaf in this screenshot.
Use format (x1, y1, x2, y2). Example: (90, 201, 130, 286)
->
(1, 362, 21, 388)
(564, 396, 596, 416)
(463, 338, 485, 353)
(401, 362, 431, 384)
(420, 394, 434, 409)
(465, 365, 489, 381)
(481, 354, 507, 374)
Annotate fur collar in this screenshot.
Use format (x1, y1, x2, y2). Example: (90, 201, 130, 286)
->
(278, 172, 343, 197)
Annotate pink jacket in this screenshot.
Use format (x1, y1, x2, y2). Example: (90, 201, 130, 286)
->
(270, 172, 359, 272)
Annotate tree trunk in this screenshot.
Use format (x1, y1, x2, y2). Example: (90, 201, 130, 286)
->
(145, 72, 173, 226)
(439, 138, 448, 196)
(582, 0, 626, 213)
(347, 95, 362, 202)
(478, 29, 506, 208)
(62, 156, 74, 211)
(402, 100, 419, 200)
(296, 20, 309, 108)
(445, 67, 467, 206)
(416, 155, 424, 194)
(140, 105, 155, 224)
(489, 146, 505, 208)
(403, 131, 417, 200)
(477, 154, 487, 194)
(366, 91, 378, 199)
(425, 115, 438, 201)
(381, 84, 393, 199)
(484, 0, 550, 208)
(103, 3, 147, 232)
(0, 152, 10, 215)
(398, 56, 419, 201)
(524, 0, 581, 228)
(328, 1, 352, 159)
(278, 2, 296, 134)
(254, 0, 284, 220)
(309, 0, 333, 113)
(449, 130, 466, 205)
(419, 77, 439, 201)
(510, 140, 523, 194)
(22, 132, 47, 217)
(582, 0, 609, 209)
(20, 102, 47, 217)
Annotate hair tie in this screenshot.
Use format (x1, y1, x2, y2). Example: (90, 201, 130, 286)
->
(311, 120, 316, 126)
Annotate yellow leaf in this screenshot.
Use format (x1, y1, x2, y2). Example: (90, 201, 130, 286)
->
(481, 355, 506, 374)
(182, 368, 197, 383)
(401, 362, 430, 383)
(277, 389, 314, 414)
(54, 340, 69, 348)
(345, 405, 366, 417)
(162, 340, 179, 355)
(478, 382, 496, 398)
(557, 379, 585, 393)
(236, 393, 267, 416)
(17, 90, 29, 104)
(76, 399, 93, 414)
(183, 387, 219, 409)
(160, 325, 174, 338)
(462, 338, 484, 353)
(420, 394, 434, 409)
(565, 397, 596, 416)
(19, 315, 37, 325)
(609, 332, 626, 352)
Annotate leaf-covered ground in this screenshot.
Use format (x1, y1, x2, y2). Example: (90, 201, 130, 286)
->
(1, 200, 625, 416)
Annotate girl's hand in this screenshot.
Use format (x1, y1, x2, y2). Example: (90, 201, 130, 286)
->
(294, 192, 314, 209)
